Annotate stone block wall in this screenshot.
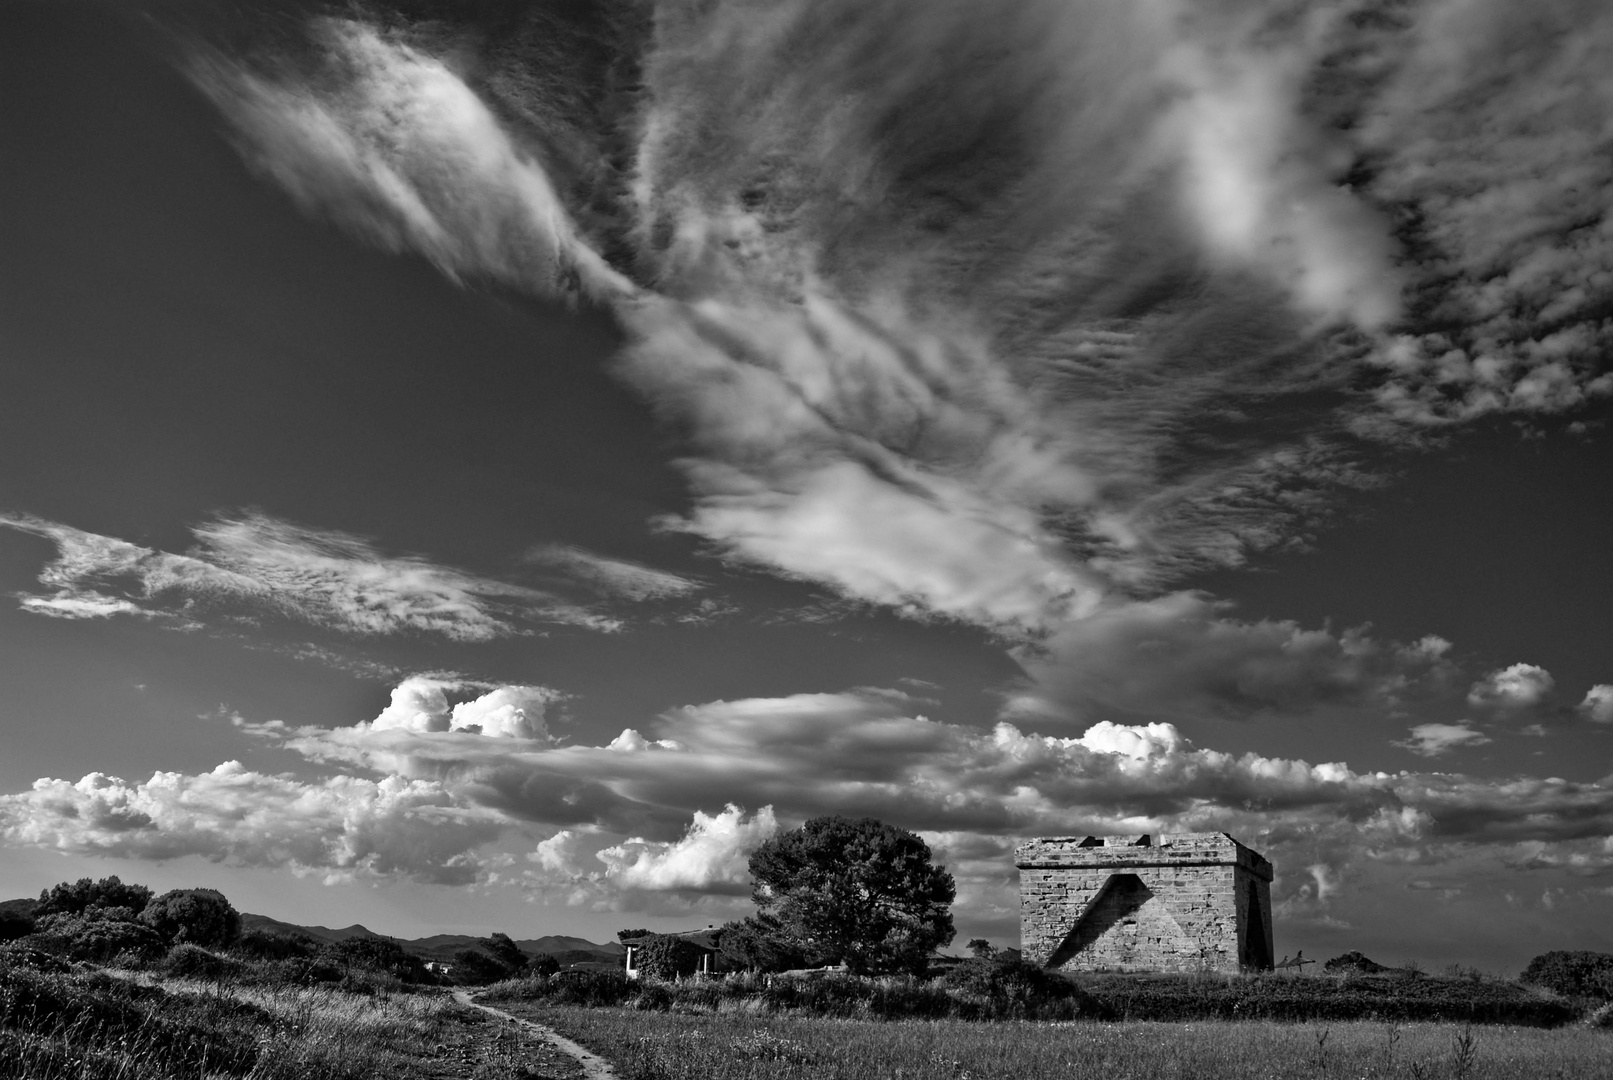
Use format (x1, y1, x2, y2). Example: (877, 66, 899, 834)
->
(1015, 833, 1273, 974)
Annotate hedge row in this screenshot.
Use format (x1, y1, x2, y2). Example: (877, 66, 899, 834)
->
(482, 963, 1579, 1026)
(1074, 972, 1575, 1026)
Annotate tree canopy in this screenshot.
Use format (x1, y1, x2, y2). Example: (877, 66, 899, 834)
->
(748, 815, 954, 975)
(139, 888, 240, 948)
(36, 876, 153, 919)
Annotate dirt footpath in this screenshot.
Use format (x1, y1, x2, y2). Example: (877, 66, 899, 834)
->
(453, 991, 619, 1080)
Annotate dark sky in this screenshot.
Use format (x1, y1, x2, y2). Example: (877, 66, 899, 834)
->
(2, 0, 1610, 971)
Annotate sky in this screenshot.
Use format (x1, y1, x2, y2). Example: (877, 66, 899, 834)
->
(1, 0, 1610, 973)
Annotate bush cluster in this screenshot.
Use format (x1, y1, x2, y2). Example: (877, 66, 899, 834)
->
(486, 965, 1095, 1021)
(484, 961, 1582, 1026)
(1519, 951, 1613, 1002)
(636, 934, 711, 980)
(11, 878, 247, 967)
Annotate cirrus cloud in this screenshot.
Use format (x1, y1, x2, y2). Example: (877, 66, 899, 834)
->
(0, 511, 634, 640)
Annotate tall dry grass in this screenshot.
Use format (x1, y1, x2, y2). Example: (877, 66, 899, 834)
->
(511, 1005, 1613, 1080)
(0, 953, 483, 1080)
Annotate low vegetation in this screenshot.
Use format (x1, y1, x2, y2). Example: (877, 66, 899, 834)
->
(0, 874, 582, 1079)
(1519, 951, 1613, 1002)
(502, 1005, 1613, 1080)
(482, 959, 1582, 1027)
(4, 871, 1609, 1079)
(0, 950, 563, 1080)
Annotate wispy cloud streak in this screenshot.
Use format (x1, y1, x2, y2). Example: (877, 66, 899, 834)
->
(180, 0, 1612, 650)
(0, 511, 619, 639)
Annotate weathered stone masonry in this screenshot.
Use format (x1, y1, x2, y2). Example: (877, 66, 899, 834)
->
(1016, 833, 1274, 974)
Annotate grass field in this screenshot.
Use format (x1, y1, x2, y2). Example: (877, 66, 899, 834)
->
(506, 1004, 1613, 1080)
(0, 955, 582, 1079)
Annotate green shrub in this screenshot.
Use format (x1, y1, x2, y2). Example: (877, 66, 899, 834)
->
(320, 937, 429, 984)
(230, 929, 317, 962)
(450, 947, 513, 984)
(527, 952, 560, 977)
(1520, 951, 1613, 1001)
(164, 943, 243, 980)
(483, 932, 528, 975)
(632, 981, 675, 1010)
(482, 970, 636, 1007)
(140, 889, 240, 948)
(28, 912, 166, 963)
(35, 876, 153, 919)
(1324, 951, 1389, 974)
(718, 916, 806, 973)
(637, 934, 710, 980)
(943, 956, 1090, 1016)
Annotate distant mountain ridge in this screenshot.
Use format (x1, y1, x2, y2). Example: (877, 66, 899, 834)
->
(6, 900, 623, 965)
(235, 911, 623, 963)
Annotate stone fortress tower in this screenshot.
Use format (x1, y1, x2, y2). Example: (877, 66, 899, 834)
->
(1016, 833, 1274, 974)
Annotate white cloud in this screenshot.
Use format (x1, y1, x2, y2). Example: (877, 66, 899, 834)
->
(189, 19, 632, 304)
(0, 511, 618, 640)
(525, 544, 702, 602)
(268, 683, 1613, 862)
(449, 685, 559, 739)
(1396, 722, 1493, 758)
(594, 804, 778, 895)
(1580, 685, 1613, 725)
(19, 593, 150, 619)
(0, 761, 506, 885)
(1467, 663, 1555, 711)
(10, 680, 1613, 923)
(1164, 19, 1401, 327)
(369, 676, 559, 739)
(371, 675, 456, 734)
(176, 0, 1613, 645)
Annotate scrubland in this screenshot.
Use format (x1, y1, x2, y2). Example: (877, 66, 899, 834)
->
(0, 951, 578, 1080)
(5, 938, 1611, 1079)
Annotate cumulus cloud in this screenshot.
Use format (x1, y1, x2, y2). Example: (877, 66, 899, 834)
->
(1581, 685, 1613, 725)
(1396, 722, 1492, 758)
(9, 682, 1613, 921)
(1467, 663, 1556, 712)
(0, 761, 506, 885)
(594, 804, 778, 895)
(267, 684, 1613, 863)
(0, 511, 618, 639)
(369, 676, 560, 739)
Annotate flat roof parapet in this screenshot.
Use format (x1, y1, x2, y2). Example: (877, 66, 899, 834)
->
(1014, 832, 1272, 881)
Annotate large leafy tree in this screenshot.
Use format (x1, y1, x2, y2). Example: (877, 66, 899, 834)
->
(748, 816, 955, 975)
(139, 888, 240, 948)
